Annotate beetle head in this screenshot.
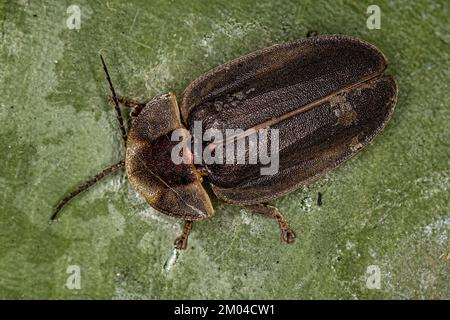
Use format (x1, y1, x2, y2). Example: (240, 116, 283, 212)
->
(125, 93, 214, 220)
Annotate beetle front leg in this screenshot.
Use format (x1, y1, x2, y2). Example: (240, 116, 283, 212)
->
(245, 204, 296, 243)
(196, 165, 209, 177)
(174, 220, 193, 250)
(108, 95, 147, 117)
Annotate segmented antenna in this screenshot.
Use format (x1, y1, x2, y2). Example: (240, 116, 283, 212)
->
(51, 54, 129, 221)
(99, 53, 128, 145)
(51, 160, 125, 220)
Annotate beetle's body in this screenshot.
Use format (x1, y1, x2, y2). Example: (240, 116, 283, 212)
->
(126, 35, 397, 221)
(54, 34, 397, 249)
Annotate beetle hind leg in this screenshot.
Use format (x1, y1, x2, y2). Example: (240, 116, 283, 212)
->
(245, 204, 296, 244)
(174, 220, 194, 250)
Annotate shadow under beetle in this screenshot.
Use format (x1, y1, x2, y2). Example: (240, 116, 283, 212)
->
(52, 33, 398, 250)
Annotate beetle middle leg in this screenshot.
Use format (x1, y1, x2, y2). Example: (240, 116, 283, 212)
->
(174, 220, 193, 250)
(245, 204, 296, 243)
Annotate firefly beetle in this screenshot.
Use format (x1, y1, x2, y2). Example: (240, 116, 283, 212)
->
(52, 33, 398, 250)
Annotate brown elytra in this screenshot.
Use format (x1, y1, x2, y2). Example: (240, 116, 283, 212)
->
(53, 34, 397, 250)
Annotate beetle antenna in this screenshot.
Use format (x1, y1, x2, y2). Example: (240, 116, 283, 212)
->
(99, 52, 128, 145)
(51, 160, 125, 221)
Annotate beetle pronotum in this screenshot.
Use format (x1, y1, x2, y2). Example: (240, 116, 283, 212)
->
(52, 33, 397, 250)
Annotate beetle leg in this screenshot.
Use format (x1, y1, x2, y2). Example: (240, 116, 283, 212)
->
(109, 95, 147, 117)
(174, 220, 193, 250)
(196, 165, 209, 177)
(245, 204, 296, 243)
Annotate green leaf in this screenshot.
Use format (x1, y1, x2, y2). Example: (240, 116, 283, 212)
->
(0, 0, 448, 299)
